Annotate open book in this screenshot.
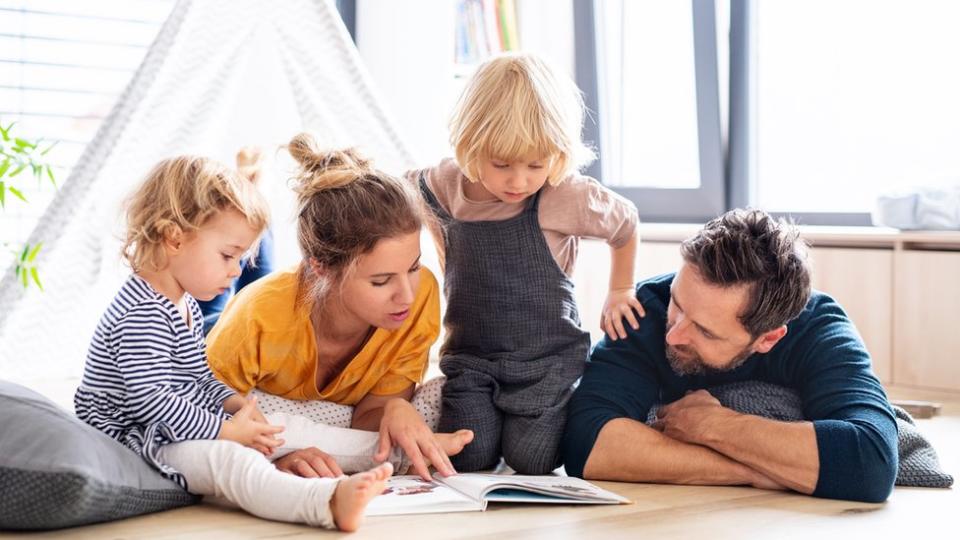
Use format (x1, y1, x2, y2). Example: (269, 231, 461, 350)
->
(365, 473, 630, 516)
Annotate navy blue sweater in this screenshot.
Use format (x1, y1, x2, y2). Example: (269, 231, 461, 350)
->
(562, 273, 898, 502)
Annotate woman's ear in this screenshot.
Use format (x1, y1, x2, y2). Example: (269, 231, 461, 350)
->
(308, 258, 325, 279)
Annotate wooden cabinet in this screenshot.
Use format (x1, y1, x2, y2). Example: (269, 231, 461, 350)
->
(808, 247, 893, 383)
(893, 250, 960, 390)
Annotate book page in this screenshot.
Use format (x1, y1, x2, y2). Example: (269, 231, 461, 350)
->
(364, 476, 485, 516)
(437, 474, 630, 504)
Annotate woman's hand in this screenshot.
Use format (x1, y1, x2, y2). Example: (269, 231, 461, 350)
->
(601, 287, 645, 340)
(273, 448, 344, 478)
(375, 398, 456, 481)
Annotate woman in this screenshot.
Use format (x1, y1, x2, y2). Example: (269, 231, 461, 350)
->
(207, 133, 472, 480)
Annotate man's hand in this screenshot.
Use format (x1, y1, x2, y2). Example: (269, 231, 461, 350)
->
(274, 448, 344, 478)
(652, 390, 734, 445)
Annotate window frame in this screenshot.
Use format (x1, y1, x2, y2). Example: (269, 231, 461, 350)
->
(576, 0, 875, 226)
(575, 0, 726, 223)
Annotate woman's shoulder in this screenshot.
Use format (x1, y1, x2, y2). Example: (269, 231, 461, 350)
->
(415, 266, 440, 300)
(234, 266, 300, 303)
(216, 266, 304, 329)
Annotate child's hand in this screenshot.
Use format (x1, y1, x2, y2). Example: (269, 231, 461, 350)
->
(601, 287, 645, 341)
(247, 403, 276, 455)
(219, 396, 285, 455)
(236, 146, 263, 184)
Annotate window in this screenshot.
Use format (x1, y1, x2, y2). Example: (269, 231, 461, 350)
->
(0, 0, 174, 248)
(581, 0, 960, 225)
(753, 0, 960, 217)
(583, 0, 726, 222)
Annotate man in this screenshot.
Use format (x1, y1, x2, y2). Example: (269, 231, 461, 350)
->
(562, 209, 897, 503)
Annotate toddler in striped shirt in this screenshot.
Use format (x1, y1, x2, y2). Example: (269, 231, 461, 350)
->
(74, 155, 390, 531)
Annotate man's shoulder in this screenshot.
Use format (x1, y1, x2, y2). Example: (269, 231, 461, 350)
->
(775, 289, 864, 365)
(789, 290, 853, 333)
(635, 272, 675, 315)
(587, 273, 673, 364)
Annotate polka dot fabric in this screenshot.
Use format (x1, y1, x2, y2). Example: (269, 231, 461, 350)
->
(252, 376, 445, 431)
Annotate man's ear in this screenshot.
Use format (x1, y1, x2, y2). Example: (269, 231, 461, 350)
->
(753, 325, 787, 354)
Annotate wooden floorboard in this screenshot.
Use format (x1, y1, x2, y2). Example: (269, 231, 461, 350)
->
(3, 384, 956, 539)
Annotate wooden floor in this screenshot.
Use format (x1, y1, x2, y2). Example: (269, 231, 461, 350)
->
(3, 385, 956, 539)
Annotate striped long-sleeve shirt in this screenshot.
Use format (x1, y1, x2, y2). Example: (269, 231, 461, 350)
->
(75, 274, 236, 486)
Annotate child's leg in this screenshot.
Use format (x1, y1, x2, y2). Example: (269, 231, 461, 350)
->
(438, 370, 503, 471)
(500, 389, 572, 475)
(265, 412, 409, 473)
(159, 440, 340, 527)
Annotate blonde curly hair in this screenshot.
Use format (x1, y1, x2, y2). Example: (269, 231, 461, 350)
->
(122, 156, 269, 272)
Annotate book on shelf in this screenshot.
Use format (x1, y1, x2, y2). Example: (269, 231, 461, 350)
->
(454, 0, 519, 66)
(364, 473, 631, 516)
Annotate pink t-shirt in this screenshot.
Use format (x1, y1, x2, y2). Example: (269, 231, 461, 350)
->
(406, 158, 638, 276)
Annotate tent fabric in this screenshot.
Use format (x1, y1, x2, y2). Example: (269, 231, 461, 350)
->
(0, 0, 414, 381)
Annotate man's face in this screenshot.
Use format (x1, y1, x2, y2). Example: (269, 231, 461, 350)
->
(664, 263, 762, 376)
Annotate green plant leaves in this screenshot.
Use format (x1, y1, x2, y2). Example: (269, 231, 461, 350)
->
(12, 242, 44, 291)
(0, 117, 56, 290)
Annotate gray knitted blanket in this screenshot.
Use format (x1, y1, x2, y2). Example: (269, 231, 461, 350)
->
(646, 381, 953, 488)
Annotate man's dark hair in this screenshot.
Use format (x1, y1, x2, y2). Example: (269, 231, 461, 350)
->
(680, 208, 812, 337)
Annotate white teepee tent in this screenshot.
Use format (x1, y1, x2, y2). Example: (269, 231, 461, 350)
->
(0, 0, 415, 381)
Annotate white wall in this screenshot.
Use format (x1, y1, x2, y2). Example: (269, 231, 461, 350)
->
(356, 0, 577, 166)
(356, 0, 458, 166)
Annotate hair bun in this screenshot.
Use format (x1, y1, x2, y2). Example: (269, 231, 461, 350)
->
(287, 132, 373, 196)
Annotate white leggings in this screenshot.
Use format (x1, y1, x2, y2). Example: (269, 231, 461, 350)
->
(155, 377, 446, 528)
(157, 412, 401, 529)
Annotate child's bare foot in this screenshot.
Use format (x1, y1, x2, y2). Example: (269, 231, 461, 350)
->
(436, 429, 474, 457)
(330, 462, 393, 532)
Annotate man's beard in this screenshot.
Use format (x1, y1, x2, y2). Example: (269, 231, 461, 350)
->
(664, 323, 755, 376)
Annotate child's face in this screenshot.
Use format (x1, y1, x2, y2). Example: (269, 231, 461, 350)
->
(168, 208, 261, 301)
(337, 231, 423, 331)
(475, 152, 551, 203)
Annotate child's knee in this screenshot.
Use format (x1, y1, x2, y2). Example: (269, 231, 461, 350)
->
(501, 436, 560, 475)
(449, 430, 502, 472)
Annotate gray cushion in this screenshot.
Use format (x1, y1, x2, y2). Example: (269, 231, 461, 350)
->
(0, 380, 197, 531)
(647, 381, 954, 489)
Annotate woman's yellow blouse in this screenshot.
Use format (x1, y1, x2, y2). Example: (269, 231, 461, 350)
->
(206, 266, 440, 405)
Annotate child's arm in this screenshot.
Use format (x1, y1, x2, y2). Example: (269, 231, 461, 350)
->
(115, 305, 261, 444)
(219, 396, 285, 451)
(222, 393, 248, 414)
(601, 231, 646, 340)
(223, 393, 270, 424)
(198, 369, 240, 410)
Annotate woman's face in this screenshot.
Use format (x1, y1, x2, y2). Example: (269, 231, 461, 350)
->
(337, 231, 423, 330)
